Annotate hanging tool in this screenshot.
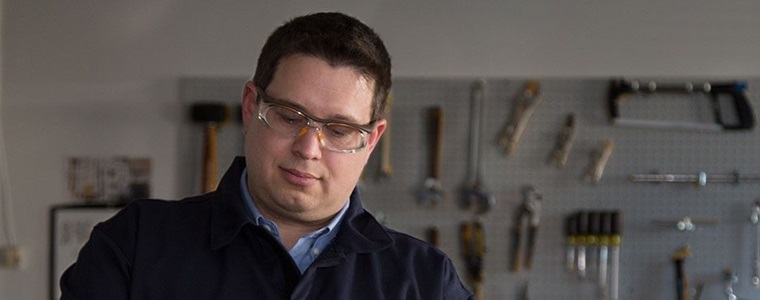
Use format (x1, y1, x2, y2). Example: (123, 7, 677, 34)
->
(751, 200, 760, 288)
(461, 80, 496, 215)
(673, 245, 692, 300)
(598, 212, 612, 298)
(608, 79, 754, 131)
(723, 268, 739, 300)
(499, 80, 543, 156)
(460, 219, 486, 300)
(630, 171, 760, 187)
(510, 186, 542, 272)
(425, 226, 440, 248)
(417, 106, 446, 208)
(587, 212, 601, 278)
(610, 211, 622, 300)
(378, 92, 394, 178)
(652, 216, 717, 232)
(191, 102, 230, 193)
(549, 114, 577, 168)
(576, 211, 589, 279)
(566, 214, 578, 273)
(585, 138, 614, 184)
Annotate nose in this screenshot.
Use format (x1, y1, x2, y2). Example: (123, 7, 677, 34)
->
(292, 125, 323, 159)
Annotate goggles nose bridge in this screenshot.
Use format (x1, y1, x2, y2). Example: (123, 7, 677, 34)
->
(297, 119, 324, 136)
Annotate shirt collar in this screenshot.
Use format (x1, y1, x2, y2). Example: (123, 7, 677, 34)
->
(239, 167, 349, 237)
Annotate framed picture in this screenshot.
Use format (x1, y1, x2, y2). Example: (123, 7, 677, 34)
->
(49, 204, 124, 300)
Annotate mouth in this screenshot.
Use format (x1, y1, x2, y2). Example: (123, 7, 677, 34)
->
(281, 167, 320, 186)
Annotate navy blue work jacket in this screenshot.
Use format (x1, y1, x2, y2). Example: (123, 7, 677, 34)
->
(61, 157, 473, 299)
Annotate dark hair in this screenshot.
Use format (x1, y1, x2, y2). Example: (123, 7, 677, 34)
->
(253, 12, 392, 120)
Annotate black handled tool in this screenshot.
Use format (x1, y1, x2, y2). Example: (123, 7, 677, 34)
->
(608, 79, 754, 131)
(461, 220, 486, 300)
(672, 245, 692, 300)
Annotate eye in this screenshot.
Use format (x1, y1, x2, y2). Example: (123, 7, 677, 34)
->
(273, 107, 305, 125)
(325, 124, 357, 139)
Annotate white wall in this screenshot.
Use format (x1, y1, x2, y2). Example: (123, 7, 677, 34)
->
(1, 1, 759, 299)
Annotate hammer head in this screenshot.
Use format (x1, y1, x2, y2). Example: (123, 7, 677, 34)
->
(191, 102, 230, 125)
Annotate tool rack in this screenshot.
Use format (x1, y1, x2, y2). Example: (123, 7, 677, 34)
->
(179, 77, 760, 300)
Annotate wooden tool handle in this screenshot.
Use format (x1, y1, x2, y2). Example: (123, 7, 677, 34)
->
(429, 106, 444, 179)
(202, 124, 218, 193)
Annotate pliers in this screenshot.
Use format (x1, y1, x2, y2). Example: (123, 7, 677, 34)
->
(511, 186, 542, 272)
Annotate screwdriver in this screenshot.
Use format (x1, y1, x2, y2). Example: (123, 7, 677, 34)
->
(610, 211, 623, 300)
(566, 214, 578, 272)
(460, 220, 485, 300)
(577, 211, 589, 279)
(587, 211, 601, 280)
(598, 212, 611, 298)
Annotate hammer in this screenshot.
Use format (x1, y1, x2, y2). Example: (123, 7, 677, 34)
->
(191, 102, 230, 193)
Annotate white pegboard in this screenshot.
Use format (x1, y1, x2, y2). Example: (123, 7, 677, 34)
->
(180, 77, 760, 300)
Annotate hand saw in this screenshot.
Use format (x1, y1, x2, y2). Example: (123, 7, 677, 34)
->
(608, 79, 754, 131)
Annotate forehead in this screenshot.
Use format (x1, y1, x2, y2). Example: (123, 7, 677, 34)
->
(266, 55, 375, 123)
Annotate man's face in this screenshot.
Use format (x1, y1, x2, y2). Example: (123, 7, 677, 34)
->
(241, 54, 386, 225)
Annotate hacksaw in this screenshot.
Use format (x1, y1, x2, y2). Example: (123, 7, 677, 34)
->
(608, 79, 755, 131)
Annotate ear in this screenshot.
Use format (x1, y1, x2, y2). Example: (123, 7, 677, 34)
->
(241, 81, 259, 126)
(364, 118, 387, 153)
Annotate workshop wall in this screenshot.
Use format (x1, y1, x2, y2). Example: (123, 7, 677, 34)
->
(4, 1, 760, 299)
(181, 77, 760, 299)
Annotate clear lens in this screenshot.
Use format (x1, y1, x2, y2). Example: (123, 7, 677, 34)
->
(260, 104, 367, 152)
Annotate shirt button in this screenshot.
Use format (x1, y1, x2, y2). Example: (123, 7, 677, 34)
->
(311, 248, 321, 255)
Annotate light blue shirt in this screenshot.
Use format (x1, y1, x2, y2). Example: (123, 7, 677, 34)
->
(239, 168, 348, 273)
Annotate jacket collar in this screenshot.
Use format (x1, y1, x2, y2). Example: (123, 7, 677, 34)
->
(209, 157, 393, 253)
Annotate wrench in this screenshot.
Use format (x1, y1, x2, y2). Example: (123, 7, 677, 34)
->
(417, 106, 446, 208)
(461, 79, 495, 215)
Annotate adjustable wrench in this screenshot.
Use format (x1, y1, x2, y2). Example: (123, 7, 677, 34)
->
(462, 80, 495, 215)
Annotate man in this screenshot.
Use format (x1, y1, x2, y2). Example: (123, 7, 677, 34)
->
(61, 12, 472, 299)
